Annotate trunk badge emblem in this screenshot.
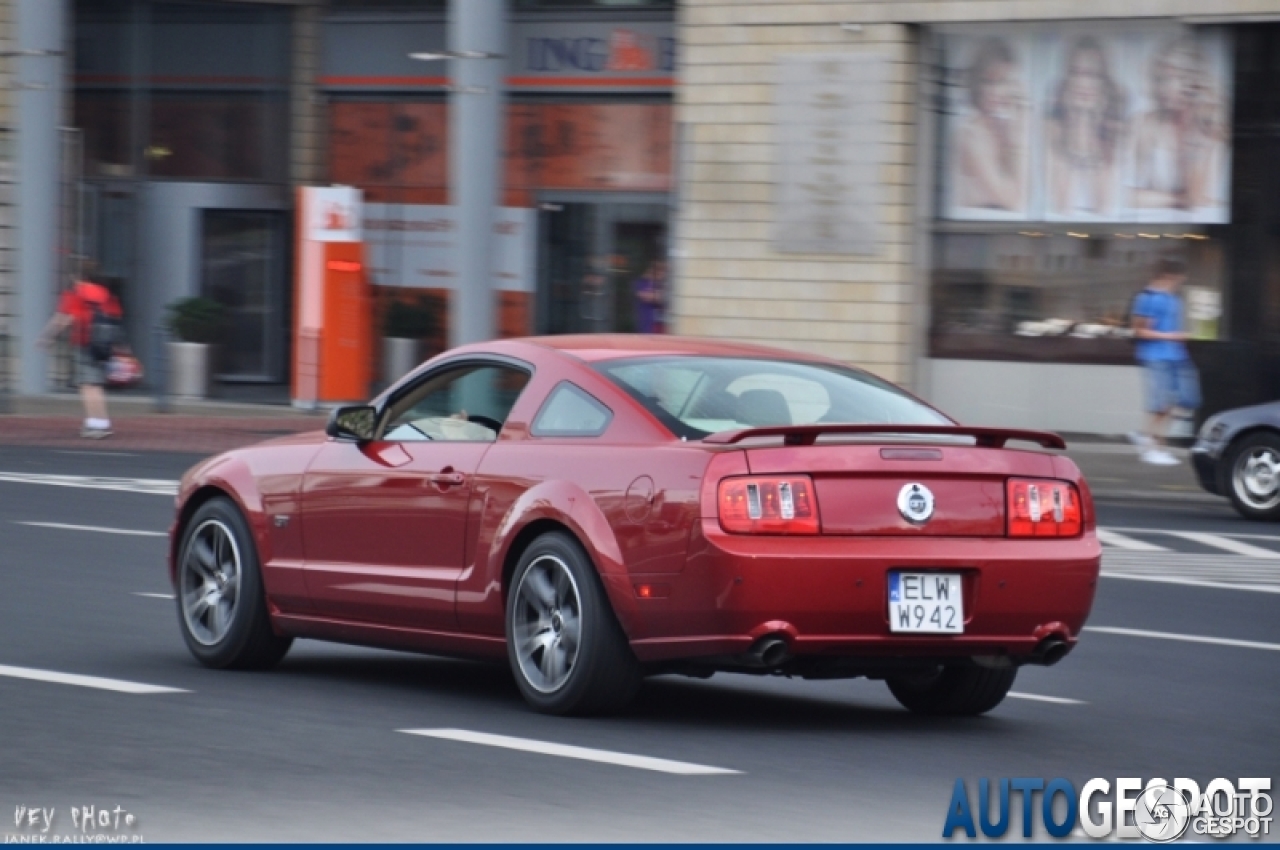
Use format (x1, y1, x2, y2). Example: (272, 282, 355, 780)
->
(897, 483, 935, 525)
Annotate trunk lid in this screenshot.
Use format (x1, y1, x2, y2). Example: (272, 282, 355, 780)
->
(720, 426, 1064, 537)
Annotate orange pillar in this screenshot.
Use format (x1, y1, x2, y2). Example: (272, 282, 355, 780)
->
(293, 186, 372, 406)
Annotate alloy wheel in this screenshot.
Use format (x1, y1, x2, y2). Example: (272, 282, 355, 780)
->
(180, 519, 242, 646)
(512, 554, 582, 694)
(1234, 446, 1280, 510)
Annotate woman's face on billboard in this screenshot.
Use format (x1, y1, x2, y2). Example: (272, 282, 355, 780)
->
(1155, 46, 1200, 111)
(978, 60, 1020, 120)
(1065, 48, 1107, 111)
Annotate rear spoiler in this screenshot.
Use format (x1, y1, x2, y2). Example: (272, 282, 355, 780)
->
(701, 424, 1066, 450)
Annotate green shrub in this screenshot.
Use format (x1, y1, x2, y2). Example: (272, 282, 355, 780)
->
(166, 297, 226, 345)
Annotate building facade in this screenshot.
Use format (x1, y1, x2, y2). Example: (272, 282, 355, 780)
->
(675, 0, 1280, 433)
(7, 0, 1280, 433)
(8, 0, 676, 398)
(0, 0, 14, 405)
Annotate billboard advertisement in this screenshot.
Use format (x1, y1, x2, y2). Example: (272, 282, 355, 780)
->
(941, 26, 1232, 224)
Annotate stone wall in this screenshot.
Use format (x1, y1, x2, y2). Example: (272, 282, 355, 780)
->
(673, 5, 921, 385)
(673, 0, 1280, 389)
(0, 0, 15, 400)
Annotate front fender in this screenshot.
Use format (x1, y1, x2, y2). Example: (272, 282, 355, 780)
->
(484, 479, 639, 638)
(169, 453, 268, 586)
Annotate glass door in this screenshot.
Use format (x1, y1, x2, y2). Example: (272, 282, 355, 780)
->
(536, 198, 668, 335)
(200, 210, 287, 381)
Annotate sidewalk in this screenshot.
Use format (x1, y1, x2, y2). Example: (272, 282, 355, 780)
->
(0, 394, 326, 455)
(0, 395, 1219, 503)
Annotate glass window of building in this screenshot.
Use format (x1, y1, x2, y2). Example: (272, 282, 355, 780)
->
(928, 23, 1233, 364)
(73, 0, 291, 182)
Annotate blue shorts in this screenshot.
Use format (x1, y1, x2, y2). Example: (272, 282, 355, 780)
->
(1142, 359, 1200, 414)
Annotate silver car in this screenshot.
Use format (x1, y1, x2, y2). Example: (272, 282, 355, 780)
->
(1191, 402, 1280, 520)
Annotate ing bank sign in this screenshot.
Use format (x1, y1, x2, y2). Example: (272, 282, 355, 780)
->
(523, 22, 675, 77)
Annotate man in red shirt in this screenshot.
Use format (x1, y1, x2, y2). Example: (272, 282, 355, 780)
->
(39, 277, 122, 438)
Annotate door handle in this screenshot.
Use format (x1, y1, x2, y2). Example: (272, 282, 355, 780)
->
(428, 472, 466, 487)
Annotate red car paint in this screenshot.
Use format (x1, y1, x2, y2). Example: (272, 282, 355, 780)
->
(170, 335, 1101, 669)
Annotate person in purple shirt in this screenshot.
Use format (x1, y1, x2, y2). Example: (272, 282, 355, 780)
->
(633, 259, 667, 334)
(1129, 255, 1201, 465)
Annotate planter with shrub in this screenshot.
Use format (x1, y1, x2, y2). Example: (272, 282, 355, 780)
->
(165, 296, 226, 399)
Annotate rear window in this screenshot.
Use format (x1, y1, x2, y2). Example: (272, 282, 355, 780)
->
(597, 356, 950, 440)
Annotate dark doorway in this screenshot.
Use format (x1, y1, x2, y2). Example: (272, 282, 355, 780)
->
(200, 210, 288, 382)
(535, 197, 667, 335)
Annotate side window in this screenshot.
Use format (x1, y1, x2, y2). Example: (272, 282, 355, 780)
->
(531, 382, 612, 438)
(381, 363, 531, 442)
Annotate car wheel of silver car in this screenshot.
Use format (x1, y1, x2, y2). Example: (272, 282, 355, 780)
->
(886, 664, 1017, 716)
(1226, 433, 1280, 521)
(506, 531, 641, 715)
(177, 497, 292, 670)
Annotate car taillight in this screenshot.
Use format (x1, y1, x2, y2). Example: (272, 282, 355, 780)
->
(718, 475, 819, 534)
(1007, 478, 1082, 538)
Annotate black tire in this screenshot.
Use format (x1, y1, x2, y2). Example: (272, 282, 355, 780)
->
(1224, 432, 1280, 521)
(505, 532, 641, 715)
(886, 664, 1016, 716)
(175, 497, 292, 670)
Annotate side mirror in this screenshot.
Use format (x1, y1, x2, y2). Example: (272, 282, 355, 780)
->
(326, 405, 378, 442)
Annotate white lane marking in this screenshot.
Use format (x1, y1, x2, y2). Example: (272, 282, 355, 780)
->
(400, 729, 741, 775)
(1096, 529, 1169, 552)
(1101, 573, 1280, 595)
(16, 521, 166, 537)
(1103, 525, 1280, 543)
(1085, 626, 1280, 652)
(132, 592, 175, 600)
(0, 471, 177, 496)
(0, 664, 189, 694)
(1007, 692, 1086, 705)
(51, 450, 139, 457)
(1102, 554, 1280, 574)
(1166, 531, 1280, 559)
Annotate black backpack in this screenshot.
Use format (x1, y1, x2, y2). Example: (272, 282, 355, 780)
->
(86, 298, 122, 363)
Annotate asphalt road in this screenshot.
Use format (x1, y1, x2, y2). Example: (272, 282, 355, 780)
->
(0, 445, 1276, 842)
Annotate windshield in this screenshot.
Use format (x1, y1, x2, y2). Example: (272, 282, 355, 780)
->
(597, 356, 951, 440)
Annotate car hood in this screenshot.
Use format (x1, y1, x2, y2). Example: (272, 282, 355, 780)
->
(1215, 401, 1280, 428)
(179, 429, 328, 494)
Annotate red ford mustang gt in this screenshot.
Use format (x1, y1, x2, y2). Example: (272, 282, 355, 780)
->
(169, 335, 1100, 715)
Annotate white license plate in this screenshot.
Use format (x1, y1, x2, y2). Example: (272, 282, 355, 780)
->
(888, 572, 964, 634)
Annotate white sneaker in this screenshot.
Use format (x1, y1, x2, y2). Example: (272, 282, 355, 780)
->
(1127, 431, 1155, 447)
(1141, 448, 1180, 466)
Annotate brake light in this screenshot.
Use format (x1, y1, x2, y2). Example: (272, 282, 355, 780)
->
(718, 475, 819, 534)
(1007, 479, 1082, 538)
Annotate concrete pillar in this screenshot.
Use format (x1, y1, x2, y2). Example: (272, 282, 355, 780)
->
(14, 0, 66, 393)
(448, 0, 505, 346)
(290, 1, 324, 187)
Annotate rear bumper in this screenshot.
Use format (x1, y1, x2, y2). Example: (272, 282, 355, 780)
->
(623, 521, 1101, 664)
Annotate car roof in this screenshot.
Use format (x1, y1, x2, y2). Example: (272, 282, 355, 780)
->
(511, 334, 844, 365)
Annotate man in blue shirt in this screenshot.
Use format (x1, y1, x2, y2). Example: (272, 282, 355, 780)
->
(1130, 255, 1201, 465)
